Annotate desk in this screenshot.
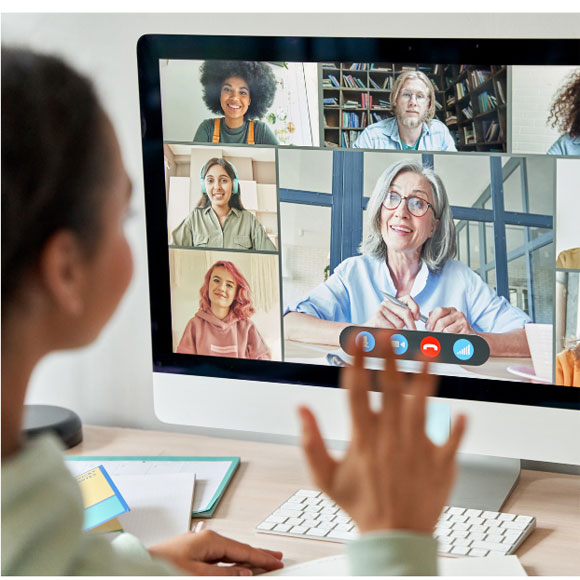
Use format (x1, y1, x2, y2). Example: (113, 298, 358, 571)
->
(71, 426, 580, 576)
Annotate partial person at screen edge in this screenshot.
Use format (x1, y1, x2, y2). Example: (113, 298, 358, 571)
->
(555, 343, 580, 387)
(352, 70, 457, 151)
(284, 159, 531, 357)
(193, 60, 278, 145)
(171, 157, 276, 251)
(556, 247, 580, 269)
(176, 261, 271, 360)
(547, 68, 580, 156)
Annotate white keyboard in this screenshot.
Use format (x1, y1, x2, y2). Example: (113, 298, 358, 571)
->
(256, 489, 536, 557)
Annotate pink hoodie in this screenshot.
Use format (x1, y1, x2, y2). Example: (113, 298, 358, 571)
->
(177, 309, 271, 360)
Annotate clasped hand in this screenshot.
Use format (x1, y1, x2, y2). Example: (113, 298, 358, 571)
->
(367, 295, 474, 334)
(299, 337, 467, 534)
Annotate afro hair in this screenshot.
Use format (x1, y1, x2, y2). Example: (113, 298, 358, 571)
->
(199, 60, 277, 120)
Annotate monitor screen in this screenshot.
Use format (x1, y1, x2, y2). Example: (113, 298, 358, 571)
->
(138, 36, 580, 413)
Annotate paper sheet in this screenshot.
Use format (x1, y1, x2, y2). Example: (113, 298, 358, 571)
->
(66, 459, 234, 513)
(265, 553, 527, 576)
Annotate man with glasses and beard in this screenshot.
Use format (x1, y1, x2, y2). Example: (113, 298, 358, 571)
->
(353, 70, 457, 151)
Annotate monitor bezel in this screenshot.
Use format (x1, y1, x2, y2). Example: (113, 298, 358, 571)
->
(137, 34, 580, 411)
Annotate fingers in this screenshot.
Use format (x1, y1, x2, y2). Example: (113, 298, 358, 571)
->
(298, 406, 337, 491)
(204, 531, 284, 572)
(343, 335, 373, 435)
(378, 332, 404, 431)
(443, 413, 467, 461)
(189, 561, 253, 576)
(399, 295, 421, 322)
(381, 301, 417, 330)
(425, 307, 452, 331)
(404, 360, 438, 441)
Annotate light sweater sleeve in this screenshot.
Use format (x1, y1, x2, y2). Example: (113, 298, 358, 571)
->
(346, 531, 438, 576)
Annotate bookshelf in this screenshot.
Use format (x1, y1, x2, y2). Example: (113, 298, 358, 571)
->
(320, 63, 507, 152)
(443, 65, 507, 151)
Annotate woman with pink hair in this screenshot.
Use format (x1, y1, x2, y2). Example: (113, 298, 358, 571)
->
(177, 260, 271, 360)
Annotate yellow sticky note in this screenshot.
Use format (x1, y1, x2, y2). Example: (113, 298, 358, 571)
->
(90, 517, 123, 534)
(76, 467, 114, 507)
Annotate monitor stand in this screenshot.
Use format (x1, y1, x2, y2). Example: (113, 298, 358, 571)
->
(450, 454, 521, 512)
(427, 400, 521, 511)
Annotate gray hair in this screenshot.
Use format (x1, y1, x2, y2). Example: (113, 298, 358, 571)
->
(360, 159, 457, 273)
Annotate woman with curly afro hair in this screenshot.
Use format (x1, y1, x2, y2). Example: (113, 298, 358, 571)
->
(547, 68, 580, 156)
(193, 60, 279, 145)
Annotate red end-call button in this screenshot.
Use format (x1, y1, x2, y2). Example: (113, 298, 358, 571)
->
(420, 336, 441, 358)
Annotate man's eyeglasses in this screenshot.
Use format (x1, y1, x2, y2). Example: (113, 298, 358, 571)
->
(399, 91, 427, 104)
(382, 191, 436, 218)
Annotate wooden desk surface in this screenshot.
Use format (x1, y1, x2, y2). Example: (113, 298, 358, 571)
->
(72, 426, 580, 576)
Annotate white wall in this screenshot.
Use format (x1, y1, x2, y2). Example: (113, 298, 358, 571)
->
(556, 158, 580, 256)
(3, 13, 580, 446)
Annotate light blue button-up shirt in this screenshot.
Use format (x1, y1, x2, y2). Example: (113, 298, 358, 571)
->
(352, 117, 457, 152)
(547, 133, 580, 156)
(285, 254, 530, 333)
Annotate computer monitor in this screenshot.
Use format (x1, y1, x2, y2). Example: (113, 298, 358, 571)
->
(137, 36, 580, 508)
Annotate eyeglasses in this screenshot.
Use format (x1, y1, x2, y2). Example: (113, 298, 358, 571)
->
(382, 191, 435, 218)
(399, 91, 427, 104)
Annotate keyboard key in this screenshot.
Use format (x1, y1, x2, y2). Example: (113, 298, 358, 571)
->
(278, 509, 303, 518)
(306, 527, 328, 538)
(304, 505, 323, 513)
(448, 507, 466, 515)
(486, 534, 505, 543)
(452, 538, 472, 547)
(289, 525, 308, 535)
(467, 524, 488, 534)
(335, 523, 354, 532)
(438, 543, 453, 554)
(265, 515, 287, 524)
(273, 523, 292, 533)
(303, 519, 320, 528)
(451, 523, 471, 531)
(451, 545, 471, 556)
(514, 515, 533, 525)
(288, 495, 305, 504)
(285, 517, 304, 526)
(484, 518, 502, 528)
(304, 497, 322, 505)
(318, 514, 336, 522)
(327, 529, 359, 541)
(466, 516, 485, 526)
(282, 502, 304, 511)
(498, 513, 515, 521)
(257, 522, 276, 531)
(501, 521, 527, 530)
(335, 516, 351, 524)
(465, 509, 483, 517)
(296, 490, 320, 498)
(468, 548, 489, 557)
(321, 507, 339, 514)
(471, 540, 510, 554)
(482, 511, 498, 519)
(317, 521, 337, 531)
(467, 532, 487, 541)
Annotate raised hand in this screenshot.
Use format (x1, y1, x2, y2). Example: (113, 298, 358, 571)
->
(299, 336, 466, 534)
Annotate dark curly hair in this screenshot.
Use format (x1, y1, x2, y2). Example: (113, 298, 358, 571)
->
(2, 47, 110, 310)
(199, 61, 277, 120)
(548, 68, 580, 138)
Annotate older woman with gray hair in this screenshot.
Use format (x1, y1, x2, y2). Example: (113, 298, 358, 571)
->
(284, 159, 530, 357)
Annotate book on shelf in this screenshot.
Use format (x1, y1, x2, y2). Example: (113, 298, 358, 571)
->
(463, 123, 476, 145)
(383, 77, 393, 90)
(369, 77, 381, 90)
(456, 80, 468, 99)
(371, 112, 389, 123)
(434, 64, 440, 74)
(445, 112, 457, 125)
(349, 63, 368, 71)
(401, 65, 415, 71)
(322, 79, 333, 88)
(470, 69, 491, 89)
(462, 106, 473, 120)
(478, 91, 498, 113)
(343, 111, 366, 129)
(483, 120, 500, 142)
(322, 63, 337, 69)
(327, 74, 340, 88)
(446, 96, 456, 106)
(435, 99, 443, 111)
(370, 64, 392, 71)
(343, 99, 360, 108)
(496, 82, 506, 104)
(323, 97, 338, 106)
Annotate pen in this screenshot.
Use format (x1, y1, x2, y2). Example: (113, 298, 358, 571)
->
(381, 291, 428, 324)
